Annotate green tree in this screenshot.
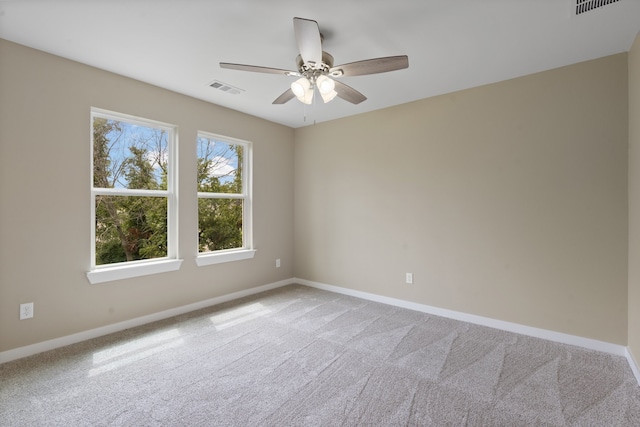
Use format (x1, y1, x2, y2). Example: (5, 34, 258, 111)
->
(197, 140, 244, 252)
(93, 118, 168, 265)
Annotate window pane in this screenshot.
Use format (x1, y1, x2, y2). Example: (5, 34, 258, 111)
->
(197, 137, 242, 194)
(198, 198, 243, 252)
(93, 117, 168, 190)
(95, 195, 168, 265)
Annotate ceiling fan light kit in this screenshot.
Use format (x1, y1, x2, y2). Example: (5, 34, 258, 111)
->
(291, 74, 337, 105)
(220, 17, 409, 106)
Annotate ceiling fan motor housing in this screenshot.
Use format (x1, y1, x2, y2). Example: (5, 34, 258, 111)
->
(296, 51, 336, 83)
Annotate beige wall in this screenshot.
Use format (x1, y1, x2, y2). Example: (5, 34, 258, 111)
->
(0, 40, 295, 352)
(629, 32, 640, 359)
(0, 37, 633, 355)
(294, 54, 629, 344)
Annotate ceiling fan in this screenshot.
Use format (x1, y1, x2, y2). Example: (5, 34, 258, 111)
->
(220, 17, 409, 105)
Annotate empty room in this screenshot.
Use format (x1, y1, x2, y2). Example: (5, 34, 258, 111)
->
(1, 1, 640, 425)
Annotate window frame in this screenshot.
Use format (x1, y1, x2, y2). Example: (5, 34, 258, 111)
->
(195, 131, 255, 267)
(87, 108, 182, 284)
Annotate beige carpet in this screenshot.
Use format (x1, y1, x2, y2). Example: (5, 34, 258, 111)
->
(1, 284, 639, 426)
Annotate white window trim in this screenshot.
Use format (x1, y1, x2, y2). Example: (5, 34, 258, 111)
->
(196, 132, 254, 265)
(195, 249, 256, 267)
(88, 108, 181, 283)
(87, 259, 183, 284)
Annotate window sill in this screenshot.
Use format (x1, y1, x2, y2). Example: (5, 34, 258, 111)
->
(196, 249, 256, 267)
(87, 259, 183, 284)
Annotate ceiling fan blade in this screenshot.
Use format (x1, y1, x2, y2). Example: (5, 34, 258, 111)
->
(330, 55, 409, 77)
(293, 17, 322, 66)
(220, 62, 299, 76)
(334, 80, 367, 104)
(273, 88, 296, 104)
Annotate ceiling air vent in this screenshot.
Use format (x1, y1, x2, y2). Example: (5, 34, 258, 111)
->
(209, 80, 243, 95)
(575, 0, 620, 15)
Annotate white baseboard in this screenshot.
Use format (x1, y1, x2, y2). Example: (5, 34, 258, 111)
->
(0, 278, 294, 364)
(627, 348, 640, 385)
(296, 278, 628, 357)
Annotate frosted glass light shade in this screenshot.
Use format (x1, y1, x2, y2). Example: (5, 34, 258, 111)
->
(320, 89, 337, 103)
(291, 78, 309, 97)
(291, 78, 313, 104)
(316, 75, 335, 94)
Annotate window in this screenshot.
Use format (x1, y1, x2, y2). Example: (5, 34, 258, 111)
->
(87, 109, 181, 284)
(196, 132, 254, 266)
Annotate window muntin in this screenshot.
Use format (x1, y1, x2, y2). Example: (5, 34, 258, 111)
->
(197, 133, 251, 255)
(91, 109, 177, 269)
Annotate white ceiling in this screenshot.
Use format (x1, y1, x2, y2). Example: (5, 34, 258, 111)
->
(1, 0, 639, 128)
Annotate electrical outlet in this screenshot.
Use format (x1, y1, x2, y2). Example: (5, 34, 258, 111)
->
(276, 259, 281, 268)
(406, 273, 413, 284)
(20, 302, 34, 320)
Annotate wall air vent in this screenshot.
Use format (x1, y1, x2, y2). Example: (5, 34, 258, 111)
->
(575, 0, 620, 15)
(209, 80, 244, 95)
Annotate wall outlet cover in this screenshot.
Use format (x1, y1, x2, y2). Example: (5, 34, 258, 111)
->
(20, 302, 34, 320)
